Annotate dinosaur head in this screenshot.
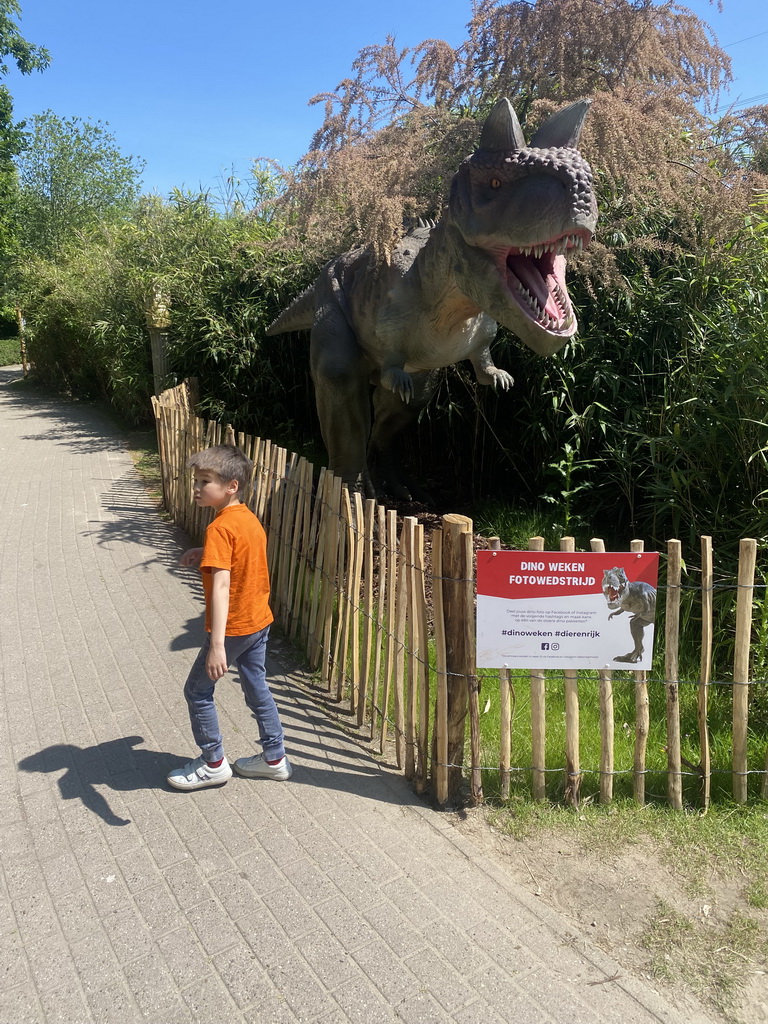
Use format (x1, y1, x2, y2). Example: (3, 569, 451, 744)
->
(602, 567, 628, 609)
(448, 98, 597, 356)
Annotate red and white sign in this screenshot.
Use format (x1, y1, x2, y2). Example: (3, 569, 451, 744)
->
(476, 550, 659, 670)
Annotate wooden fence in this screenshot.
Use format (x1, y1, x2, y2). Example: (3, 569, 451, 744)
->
(152, 382, 768, 809)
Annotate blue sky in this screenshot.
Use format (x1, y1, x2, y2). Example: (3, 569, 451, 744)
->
(6, 0, 767, 199)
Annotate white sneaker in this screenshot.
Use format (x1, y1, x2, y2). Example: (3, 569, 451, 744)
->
(167, 756, 232, 790)
(232, 754, 293, 781)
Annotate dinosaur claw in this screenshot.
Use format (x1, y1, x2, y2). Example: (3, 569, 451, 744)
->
(491, 369, 514, 391)
(382, 367, 414, 404)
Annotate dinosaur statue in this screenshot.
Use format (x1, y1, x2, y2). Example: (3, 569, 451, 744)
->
(267, 97, 598, 497)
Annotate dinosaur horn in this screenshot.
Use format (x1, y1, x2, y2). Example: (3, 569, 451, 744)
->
(529, 99, 591, 149)
(478, 98, 526, 152)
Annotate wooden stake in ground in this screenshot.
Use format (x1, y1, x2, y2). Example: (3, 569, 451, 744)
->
(733, 538, 757, 804)
(631, 538, 649, 805)
(699, 535, 713, 808)
(404, 516, 418, 780)
(357, 498, 376, 729)
(665, 539, 683, 810)
(561, 536, 580, 808)
(370, 504, 388, 744)
(591, 537, 614, 805)
(392, 521, 408, 770)
(432, 530, 449, 805)
(379, 509, 398, 754)
(464, 522, 483, 806)
(414, 523, 430, 794)
(440, 515, 475, 802)
(528, 536, 546, 802)
(488, 538, 513, 802)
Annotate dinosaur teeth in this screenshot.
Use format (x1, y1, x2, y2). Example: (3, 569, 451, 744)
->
(516, 234, 584, 259)
(553, 281, 568, 306)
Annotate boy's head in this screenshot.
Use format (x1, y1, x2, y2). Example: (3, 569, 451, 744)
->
(187, 444, 253, 498)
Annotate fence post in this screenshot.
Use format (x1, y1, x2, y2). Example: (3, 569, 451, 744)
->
(489, 538, 512, 802)
(733, 538, 757, 804)
(432, 529, 449, 805)
(439, 514, 475, 803)
(699, 536, 713, 808)
(404, 516, 418, 779)
(414, 523, 430, 794)
(392, 522, 408, 769)
(379, 509, 398, 754)
(561, 536, 580, 807)
(370, 504, 388, 744)
(358, 498, 377, 729)
(630, 538, 649, 804)
(528, 536, 547, 801)
(466, 520, 483, 806)
(591, 538, 614, 804)
(319, 475, 342, 687)
(665, 540, 683, 810)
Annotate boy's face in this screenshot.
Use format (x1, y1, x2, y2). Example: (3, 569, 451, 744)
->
(192, 469, 239, 511)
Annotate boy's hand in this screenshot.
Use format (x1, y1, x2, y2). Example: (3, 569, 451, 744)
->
(206, 642, 229, 681)
(180, 547, 204, 567)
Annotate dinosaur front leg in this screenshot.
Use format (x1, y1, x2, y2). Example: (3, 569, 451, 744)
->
(470, 344, 514, 391)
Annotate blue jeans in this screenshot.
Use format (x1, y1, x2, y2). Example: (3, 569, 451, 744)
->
(183, 626, 285, 763)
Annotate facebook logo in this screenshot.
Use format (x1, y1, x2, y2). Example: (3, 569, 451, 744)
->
(541, 643, 550, 651)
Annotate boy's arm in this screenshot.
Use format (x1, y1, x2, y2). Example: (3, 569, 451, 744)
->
(180, 546, 204, 567)
(206, 567, 231, 681)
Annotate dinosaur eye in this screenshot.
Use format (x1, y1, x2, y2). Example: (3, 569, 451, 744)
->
(490, 179, 501, 189)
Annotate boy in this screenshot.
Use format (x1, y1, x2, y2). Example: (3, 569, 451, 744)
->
(167, 444, 292, 790)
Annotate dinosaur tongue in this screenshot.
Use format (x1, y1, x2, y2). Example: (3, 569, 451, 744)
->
(507, 252, 564, 320)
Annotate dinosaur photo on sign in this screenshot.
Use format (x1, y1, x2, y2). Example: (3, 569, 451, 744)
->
(267, 98, 598, 498)
(602, 566, 657, 664)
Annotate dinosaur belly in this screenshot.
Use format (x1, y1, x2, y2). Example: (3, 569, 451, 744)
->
(400, 316, 494, 372)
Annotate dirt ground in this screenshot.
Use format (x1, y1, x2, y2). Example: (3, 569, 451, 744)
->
(446, 807, 768, 1024)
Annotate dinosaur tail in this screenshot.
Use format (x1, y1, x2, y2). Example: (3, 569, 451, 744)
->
(265, 284, 316, 336)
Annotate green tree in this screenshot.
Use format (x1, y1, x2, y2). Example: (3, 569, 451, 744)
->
(15, 110, 144, 257)
(17, 189, 312, 427)
(0, 0, 49, 295)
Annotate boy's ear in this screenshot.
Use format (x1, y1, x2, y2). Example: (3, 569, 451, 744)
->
(226, 478, 240, 495)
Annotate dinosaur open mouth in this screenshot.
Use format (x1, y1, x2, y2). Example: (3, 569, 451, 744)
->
(503, 232, 587, 335)
(606, 586, 619, 602)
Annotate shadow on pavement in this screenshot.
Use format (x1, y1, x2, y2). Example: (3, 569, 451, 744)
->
(18, 726, 415, 829)
(18, 737, 193, 827)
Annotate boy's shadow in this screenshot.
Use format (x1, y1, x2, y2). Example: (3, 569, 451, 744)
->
(18, 736, 190, 827)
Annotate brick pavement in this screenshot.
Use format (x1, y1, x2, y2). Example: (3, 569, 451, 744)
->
(0, 368, 717, 1024)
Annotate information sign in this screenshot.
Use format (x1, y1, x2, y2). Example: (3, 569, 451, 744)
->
(476, 550, 660, 670)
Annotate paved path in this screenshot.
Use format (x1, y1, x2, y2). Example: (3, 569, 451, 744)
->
(0, 368, 715, 1024)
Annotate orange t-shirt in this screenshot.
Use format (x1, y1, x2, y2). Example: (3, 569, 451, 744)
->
(200, 503, 273, 636)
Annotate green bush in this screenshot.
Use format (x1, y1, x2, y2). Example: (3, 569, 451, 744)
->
(17, 190, 317, 432)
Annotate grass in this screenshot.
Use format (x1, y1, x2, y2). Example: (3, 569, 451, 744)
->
(122, 426, 166, 511)
(642, 900, 765, 1020)
(485, 798, 768, 888)
(484, 798, 768, 1021)
(471, 664, 768, 807)
(0, 334, 22, 365)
